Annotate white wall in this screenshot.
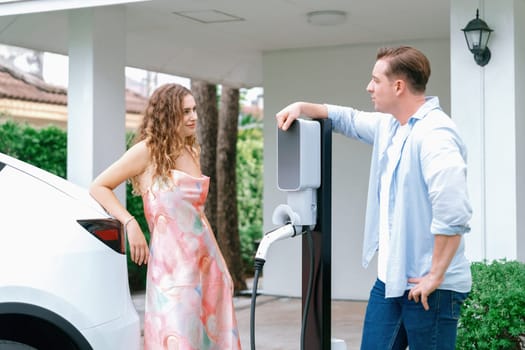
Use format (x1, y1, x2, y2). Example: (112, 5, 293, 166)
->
(451, 0, 525, 262)
(262, 39, 451, 300)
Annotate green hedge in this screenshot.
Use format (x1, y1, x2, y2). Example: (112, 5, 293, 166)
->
(1, 119, 263, 291)
(457, 260, 525, 349)
(237, 126, 263, 275)
(125, 182, 150, 291)
(0, 119, 66, 178)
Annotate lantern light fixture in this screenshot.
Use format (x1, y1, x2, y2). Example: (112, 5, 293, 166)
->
(461, 9, 494, 67)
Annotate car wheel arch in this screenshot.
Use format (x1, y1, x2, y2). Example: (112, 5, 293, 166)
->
(0, 302, 93, 350)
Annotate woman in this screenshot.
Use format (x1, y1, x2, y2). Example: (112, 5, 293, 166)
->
(90, 83, 241, 349)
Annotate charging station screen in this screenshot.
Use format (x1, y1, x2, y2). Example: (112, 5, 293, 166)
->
(277, 122, 300, 190)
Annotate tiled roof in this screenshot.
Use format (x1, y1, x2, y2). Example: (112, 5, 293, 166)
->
(0, 65, 67, 105)
(0, 63, 148, 114)
(125, 89, 149, 114)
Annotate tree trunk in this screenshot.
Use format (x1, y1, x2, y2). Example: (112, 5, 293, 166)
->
(217, 86, 247, 292)
(191, 80, 218, 234)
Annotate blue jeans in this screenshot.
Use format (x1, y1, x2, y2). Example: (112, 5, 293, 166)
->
(360, 279, 468, 350)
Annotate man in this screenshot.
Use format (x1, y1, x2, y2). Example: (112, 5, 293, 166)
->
(276, 46, 472, 350)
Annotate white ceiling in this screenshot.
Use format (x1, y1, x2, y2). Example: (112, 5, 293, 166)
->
(0, 0, 450, 87)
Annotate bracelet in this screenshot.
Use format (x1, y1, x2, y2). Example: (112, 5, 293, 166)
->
(124, 216, 136, 229)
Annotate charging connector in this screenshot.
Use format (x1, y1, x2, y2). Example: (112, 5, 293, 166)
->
(254, 223, 297, 261)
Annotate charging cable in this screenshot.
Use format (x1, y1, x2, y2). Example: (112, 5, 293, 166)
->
(251, 223, 296, 350)
(250, 224, 315, 350)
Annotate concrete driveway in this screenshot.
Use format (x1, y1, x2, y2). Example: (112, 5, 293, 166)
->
(132, 290, 366, 350)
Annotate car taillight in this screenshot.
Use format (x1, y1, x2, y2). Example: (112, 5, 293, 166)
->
(77, 219, 125, 254)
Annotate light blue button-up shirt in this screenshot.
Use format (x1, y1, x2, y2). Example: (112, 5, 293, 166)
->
(327, 97, 472, 298)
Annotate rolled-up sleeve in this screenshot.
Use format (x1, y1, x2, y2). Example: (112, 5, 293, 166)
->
(421, 127, 472, 235)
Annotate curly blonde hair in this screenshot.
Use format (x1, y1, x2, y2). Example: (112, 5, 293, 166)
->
(130, 83, 199, 194)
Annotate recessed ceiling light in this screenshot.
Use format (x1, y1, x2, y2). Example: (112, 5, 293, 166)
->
(173, 10, 244, 24)
(307, 10, 347, 26)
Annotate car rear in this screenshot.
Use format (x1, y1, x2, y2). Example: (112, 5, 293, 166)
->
(0, 153, 140, 350)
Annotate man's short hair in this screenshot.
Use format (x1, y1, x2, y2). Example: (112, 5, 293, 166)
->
(377, 46, 431, 94)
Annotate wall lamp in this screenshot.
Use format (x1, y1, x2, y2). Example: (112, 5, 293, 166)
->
(461, 9, 494, 66)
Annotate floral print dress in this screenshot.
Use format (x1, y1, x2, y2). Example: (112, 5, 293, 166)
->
(142, 169, 241, 349)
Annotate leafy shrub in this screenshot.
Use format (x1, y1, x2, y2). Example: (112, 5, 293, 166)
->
(124, 133, 151, 291)
(0, 119, 66, 178)
(236, 126, 263, 275)
(125, 182, 150, 291)
(239, 113, 261, 127)
(457, 260, 525, 350)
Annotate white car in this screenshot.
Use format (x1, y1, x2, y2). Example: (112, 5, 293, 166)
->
(0, 152, 140, 350)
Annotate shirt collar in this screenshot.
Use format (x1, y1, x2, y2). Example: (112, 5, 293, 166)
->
(408, 96, 441, 124)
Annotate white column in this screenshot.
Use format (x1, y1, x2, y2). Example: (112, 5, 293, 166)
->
(451, 0, 525, 262)
(67, 6, 126, 202)
(515, 0, 525, 262)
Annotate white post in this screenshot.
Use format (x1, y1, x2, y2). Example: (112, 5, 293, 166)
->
(67, 6, 126, 203)
(451, 0, 525, 262)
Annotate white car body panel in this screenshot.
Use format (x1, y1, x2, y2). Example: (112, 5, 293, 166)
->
(0, 153, 140, 349)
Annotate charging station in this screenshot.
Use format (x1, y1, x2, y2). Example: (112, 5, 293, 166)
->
(252, 118, 336, 350)
(273, 118, 321, 230)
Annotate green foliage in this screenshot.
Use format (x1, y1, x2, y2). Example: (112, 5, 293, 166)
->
(125, 183, 150, 291)
(236, 126, 263, 275)
(457, 260, 525, 350)
(0, 119, 67, 177)
(124, 132, 151, 291)
(239, 113, 261, 127)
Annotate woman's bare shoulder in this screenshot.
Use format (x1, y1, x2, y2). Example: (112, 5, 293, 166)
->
(129, 139, 149, 153)
(121, 140, 151, 171)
